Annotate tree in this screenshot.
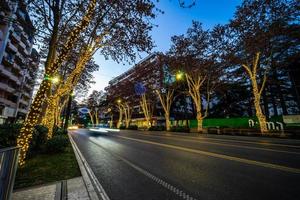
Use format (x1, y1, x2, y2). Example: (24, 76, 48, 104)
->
(242, 52, 268, 133)
(228, 0, 300, 118)
(140, 93, 153, 129)
(168, 21, 219, 132)
(18, 0, 158, 165)
(122, 102, 132, 129)
(116, 99, 123, 128)
(87, 90, 103, 126)
(17, 0, 97, 166)
(156, 89, 174, 131)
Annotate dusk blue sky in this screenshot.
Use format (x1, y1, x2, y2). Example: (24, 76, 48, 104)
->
(91, 0, 242, 93)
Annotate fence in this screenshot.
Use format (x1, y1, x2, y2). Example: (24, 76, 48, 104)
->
(0, 147, 20, 200)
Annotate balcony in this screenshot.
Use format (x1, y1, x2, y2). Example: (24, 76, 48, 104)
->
(11, 31, 21, 42)
(18, 40, 26, 49)
(18, 108, 28, 114)
(22, 91, 31, 98)
(0, 97, 16, 108)
(0, 64, 21, 84)
(2, 52, 14, 65)
(20, 99, 29, 106)
(15, 52, 26, 65)
(7, 41, 18, 53)
(0, 82, 15, 93)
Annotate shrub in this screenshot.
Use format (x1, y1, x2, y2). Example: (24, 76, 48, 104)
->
(54, 127, 67, 136)
(127, 125, 138, 130)
(0, 123, 22, 148)
(119, 125, 126, 129)
(148, 126, 165, 131)
(170, 126, 190, 133)
(46, 135, 69, 154)
(27, 125, 48, 157)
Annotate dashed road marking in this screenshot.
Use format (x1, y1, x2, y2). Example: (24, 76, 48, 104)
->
(89, 138, 198, 200)
(116, 135, 300, 174)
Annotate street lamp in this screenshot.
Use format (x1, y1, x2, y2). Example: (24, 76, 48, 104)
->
(176, 71, 184, 81)
(51, 76, 60, 84)
(44, 75, 60, 84)
(117, 99, 122, 104)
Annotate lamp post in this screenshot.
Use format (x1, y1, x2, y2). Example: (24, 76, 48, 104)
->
(176, 71, 184, 81)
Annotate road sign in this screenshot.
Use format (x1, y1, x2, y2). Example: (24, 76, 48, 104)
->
(78, 107, 90, 114)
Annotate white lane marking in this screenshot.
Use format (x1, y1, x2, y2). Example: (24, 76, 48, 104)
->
(115, 135, 300, 174)
(89, 137, 198, 200)
(127, 133, 300, 155)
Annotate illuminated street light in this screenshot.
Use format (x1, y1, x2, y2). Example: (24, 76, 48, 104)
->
(117, 99, 122, 104)
(44, 75, 60, 84)
(176, 71, 184, 81)
(51, 76, 60, 84)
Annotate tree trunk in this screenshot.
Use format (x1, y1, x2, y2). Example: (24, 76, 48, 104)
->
(196, 104, 203, 132)
(125, 120, 130, 129)
(109, 114, 113, 128)
(17, 79, 51, 166)
(95, 112, 99, 125)
(63, 94, 72, 130)
(165, 114, 171, 131)
(197, 114, 203, 133)
(252, 81, 268, 134)
(117, 108, 123, 128)
(42, 96, 57, 139)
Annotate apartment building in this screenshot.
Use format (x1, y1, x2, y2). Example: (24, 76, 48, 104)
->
(0, 0, 39, 123)
(104, 53, 171, 127)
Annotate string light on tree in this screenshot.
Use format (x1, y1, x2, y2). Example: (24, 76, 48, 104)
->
(242, 52, 268, 134)
(17, 0, 97, 166)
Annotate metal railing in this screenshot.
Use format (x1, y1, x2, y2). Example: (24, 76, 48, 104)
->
(0, 146, 20, 200)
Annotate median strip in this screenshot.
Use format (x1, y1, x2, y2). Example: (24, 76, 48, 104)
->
(116, 135, 300, 174)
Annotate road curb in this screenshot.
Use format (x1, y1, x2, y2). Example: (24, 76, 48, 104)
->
(68, 133, 110, 200)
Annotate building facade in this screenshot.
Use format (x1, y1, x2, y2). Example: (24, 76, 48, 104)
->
(0, 0, 39, 123)
(105, 53, 167, 127)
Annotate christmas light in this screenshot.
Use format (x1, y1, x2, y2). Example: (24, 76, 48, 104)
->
(116, 100, 123, 128)
(17, 0, 97, 166)
(242, 52, 268, 134)
(140, 94, 152, 128)
(156, 89, 174, 131)
(184, 73, 208, 132)
(121, 102, 132, 128)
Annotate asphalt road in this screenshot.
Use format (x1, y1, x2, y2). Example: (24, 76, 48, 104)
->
(70, 129, 300, 200)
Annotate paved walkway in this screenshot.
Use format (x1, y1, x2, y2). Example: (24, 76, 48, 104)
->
(12, 176, 90, 200)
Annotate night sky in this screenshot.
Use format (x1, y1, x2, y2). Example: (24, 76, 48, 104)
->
(91, 0, 242, 93)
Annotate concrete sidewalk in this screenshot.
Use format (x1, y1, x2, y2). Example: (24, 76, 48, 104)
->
(12, 176, 89, 200)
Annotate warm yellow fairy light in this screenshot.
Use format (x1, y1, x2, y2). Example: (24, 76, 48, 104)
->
(17, 0, 97, 166)
(156, 89, 174, 131)
(140, 94, 152, 128)
(242, 52, 268, 134)
(51, 76, 60, 84)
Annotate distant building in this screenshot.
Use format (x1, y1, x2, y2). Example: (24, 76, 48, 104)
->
(0, 1, 40, 123)
(105, 53, 167, 127)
